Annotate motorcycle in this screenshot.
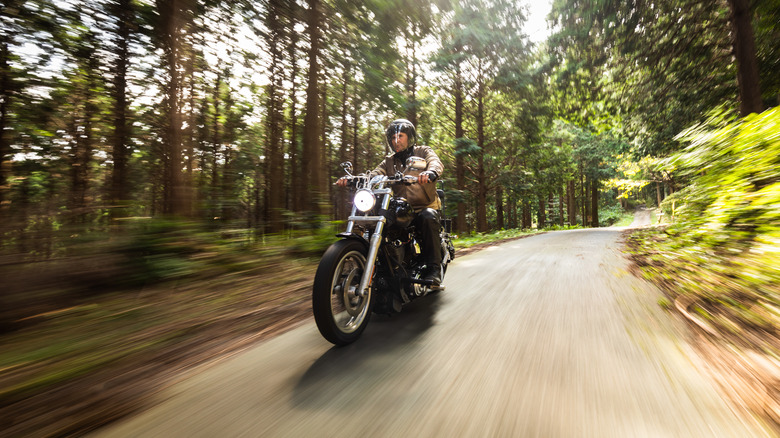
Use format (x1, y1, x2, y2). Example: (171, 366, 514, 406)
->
(312, 157, 455, 345)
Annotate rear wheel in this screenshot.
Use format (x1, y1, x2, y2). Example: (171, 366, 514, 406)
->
(312, 239, 373, 345)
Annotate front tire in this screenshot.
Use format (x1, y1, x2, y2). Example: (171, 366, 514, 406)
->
(312, 239, 373, 345)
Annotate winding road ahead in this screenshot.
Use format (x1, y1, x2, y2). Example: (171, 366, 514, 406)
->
(95, 222, 770, 437)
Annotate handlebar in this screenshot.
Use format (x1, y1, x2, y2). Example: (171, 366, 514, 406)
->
(335, 174, 418, 188)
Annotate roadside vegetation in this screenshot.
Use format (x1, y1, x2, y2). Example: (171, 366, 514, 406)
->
(627, 108, 780, 431)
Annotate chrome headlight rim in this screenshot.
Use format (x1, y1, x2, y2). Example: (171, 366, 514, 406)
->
(353, 189, 376, 213)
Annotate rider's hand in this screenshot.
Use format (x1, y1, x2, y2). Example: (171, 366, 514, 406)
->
(336, 177, 349, 187)
(419, 170, 437, 184)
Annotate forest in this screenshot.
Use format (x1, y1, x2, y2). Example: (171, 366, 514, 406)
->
(1, 0, 778, 316)
(1, 0, 777, 243)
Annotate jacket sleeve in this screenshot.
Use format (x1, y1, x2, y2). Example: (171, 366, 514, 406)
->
(421, 146, 444, 177)
(370, 156, 390, 177)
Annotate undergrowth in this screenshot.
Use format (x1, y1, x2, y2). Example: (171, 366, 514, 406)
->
(627, 107, 780, 430)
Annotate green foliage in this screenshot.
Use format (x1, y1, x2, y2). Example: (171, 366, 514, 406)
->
(545, 223, 583, 231)
(282, 222, 341, 258)
(598, 205, 631, 227)
(631, 107, 780, 364)
(453, 137, 480, 157)
(121, 220, 207, 285)
(607, 155, 658, 199)
(663, 107, 780, 237)
(453, 228, 542, 249)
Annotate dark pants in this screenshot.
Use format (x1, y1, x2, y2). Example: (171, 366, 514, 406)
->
(412, 208, 442, 266)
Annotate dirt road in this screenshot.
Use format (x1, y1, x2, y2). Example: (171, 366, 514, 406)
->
(94, 227, 770, 437)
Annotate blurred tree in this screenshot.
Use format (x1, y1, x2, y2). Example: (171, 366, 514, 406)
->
(262, 0, 290, 232)
(104, 0, 137, 212)
(5, 0, 771, 242)
(434, 8, 470, 233)
(286, 16, 302, 213)
(65, 26, 103, 214)
(0, 0, 60, 218)
(440, 0, 531, 232)
(549, 0, 776, 156)
(728, 0, 763, 116)
(154, 0, 195, 216)
(545, 0, 777, 227)
(301, 0, 323, 214)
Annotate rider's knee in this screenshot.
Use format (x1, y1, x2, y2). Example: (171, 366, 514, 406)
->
(417, 208, 440, 222)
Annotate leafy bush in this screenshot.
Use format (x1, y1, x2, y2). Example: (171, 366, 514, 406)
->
(637, 106, 780, 349)
(283, 222, 341, 257)
(663, 107, 780, 238)
(598, 205, 631, 226)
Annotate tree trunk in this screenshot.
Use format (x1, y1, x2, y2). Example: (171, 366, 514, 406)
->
(558, 191, 565, 226)
(337, 65, 350, 221)
(212, 72, 222, 218)
(728, 0, 763, 116)
(522, 200, 531, 229)
(352, 97, 360, 171)
(320, 77, 330, 218)
(302, 0, 322, 214)
(254, 155, 263, 231)
(159, 0, 190, 216)
(591, 179, 599, 227)
(567, 179, 576, 225)
(109, 0, 131, 213)
(454, 63, 467, 234)
(69, 99, 91, 212)
(475, 70, 487, 233)
(266, 0, 285, 233)
(495, 186, 504, 230)
(507, 194, 515, 228)
(183, 31, 197, 217)
(581, 166, 587, 226)
(221, 95, 234, 221)
(537, 196, 546, 229)
(70, 34, 100, 215)
(0, 17, 9, 216)
(253, 180, 262, 232)
(288, 30, 301, 213)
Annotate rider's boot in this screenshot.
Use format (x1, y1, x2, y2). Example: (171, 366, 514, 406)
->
(423, 263, 442, 287)
(414, 208, 443, 288)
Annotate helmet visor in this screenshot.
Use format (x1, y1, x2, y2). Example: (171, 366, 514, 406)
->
(386, 121, 415, 150)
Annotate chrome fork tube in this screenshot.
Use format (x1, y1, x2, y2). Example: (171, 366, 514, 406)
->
(345, 203, 358, 234)
(357, 193, 392, 297)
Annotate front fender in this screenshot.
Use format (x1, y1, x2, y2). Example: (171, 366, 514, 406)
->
(335, 233, 369, 250)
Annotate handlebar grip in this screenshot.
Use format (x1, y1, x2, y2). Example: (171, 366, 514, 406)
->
(403, 176, 418, 185)
(335, 176, 356, 187)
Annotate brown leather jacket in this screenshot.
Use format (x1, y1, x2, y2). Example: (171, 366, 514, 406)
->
(371, 145, 444, 211)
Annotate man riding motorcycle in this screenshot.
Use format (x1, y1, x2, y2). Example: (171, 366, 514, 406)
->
(337, 119, 445, 285)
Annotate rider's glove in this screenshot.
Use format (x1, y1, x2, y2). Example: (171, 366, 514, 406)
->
(420, 170, 438, 182)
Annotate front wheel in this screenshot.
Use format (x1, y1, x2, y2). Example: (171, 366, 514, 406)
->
(312, 239, 373, 345)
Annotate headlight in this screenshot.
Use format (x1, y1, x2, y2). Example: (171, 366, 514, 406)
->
(353, 189, 376, 212)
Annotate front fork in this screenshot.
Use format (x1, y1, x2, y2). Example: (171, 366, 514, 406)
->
(346, 192, 391, 298)
(357, 223, 384, 297)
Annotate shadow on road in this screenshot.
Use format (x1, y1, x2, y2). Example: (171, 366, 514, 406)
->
(291, 293, 443, 408)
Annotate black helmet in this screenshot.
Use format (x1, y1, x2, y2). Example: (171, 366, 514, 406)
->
(385, 119, 417, 150)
